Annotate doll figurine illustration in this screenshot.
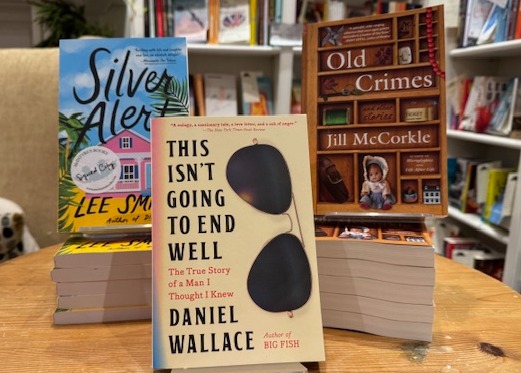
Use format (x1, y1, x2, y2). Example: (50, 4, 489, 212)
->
(359, 155, 396, 210)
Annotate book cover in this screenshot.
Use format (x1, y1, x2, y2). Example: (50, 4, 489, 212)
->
(218, 0, 251, 44)
(150, 115, 325, 369)
(459, 160, 482, 214)
(447, 74, 473, 129)
(448, 157, 476, 210)
(475, 4, 501, 45)
(462, 0, 494, 47)
(53, 235, 151, 269)
(476, 160, 502, 209)
(58, 37, 189, 234)
(493, 0, 512, 43)
(204, 73, 238, 116)
(240, 71, 274, 115)
(173, 0, 209, 43)
(459, 76, 512, 133)
(484, 168, 513, 221)
(302, 6, 448, 217)
(486, 77, 519, 136)
(488, 171, 516, 228)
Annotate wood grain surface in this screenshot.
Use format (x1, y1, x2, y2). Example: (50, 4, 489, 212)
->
(1, 245, 520, 372)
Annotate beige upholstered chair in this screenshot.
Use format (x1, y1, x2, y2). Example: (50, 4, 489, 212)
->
(0, 48, 62, 248)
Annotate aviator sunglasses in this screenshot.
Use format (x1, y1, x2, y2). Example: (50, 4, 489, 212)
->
(226, 140, 312, 316)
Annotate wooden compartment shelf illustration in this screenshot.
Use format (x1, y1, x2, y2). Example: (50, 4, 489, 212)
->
(304, 6, 447, 216)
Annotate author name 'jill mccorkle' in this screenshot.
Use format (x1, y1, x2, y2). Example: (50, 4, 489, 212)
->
(326, 129, 432, 149)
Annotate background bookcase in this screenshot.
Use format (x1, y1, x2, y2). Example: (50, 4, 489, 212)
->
(3, 0, 520, 291)
(444, 27, 521, 292)
(0, 0, 301, 115)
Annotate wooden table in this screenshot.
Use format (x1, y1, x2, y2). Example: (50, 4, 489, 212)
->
(1, 245, 521, 372)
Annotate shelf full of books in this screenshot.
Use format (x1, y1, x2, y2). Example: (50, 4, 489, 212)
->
(132, 0, 377, 44)
(445, 26, 521, 291)
(187, 47, 301, 117)
(457, 0, 521, 48)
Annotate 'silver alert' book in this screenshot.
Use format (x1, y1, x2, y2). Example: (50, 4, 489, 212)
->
(150, 115, 325, 369)
(58, 37, 189, 234)
(302, 6, 448, 217)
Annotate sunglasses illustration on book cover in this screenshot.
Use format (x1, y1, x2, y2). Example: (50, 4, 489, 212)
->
(226, 141, 312, 316)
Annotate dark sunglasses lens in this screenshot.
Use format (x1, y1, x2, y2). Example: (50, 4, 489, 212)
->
(247, 233, 312, 313)
(226, 144, 292, 214)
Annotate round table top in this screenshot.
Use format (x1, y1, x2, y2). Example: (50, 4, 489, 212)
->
(1, 245, 521, 372)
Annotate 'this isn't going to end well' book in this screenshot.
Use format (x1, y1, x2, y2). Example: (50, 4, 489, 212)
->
(58, 37, 189, 233)
(150, 115, 325, 369)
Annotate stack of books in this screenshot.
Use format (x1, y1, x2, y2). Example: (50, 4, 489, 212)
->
(315, 221, 435, 342)
(51, 235, 152, 325)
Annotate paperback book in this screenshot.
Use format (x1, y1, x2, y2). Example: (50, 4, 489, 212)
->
(173, 0, 210, 43)
(55, 278, 152, 296)
(321, 309, 433, 341)
(53, 235, 152, 268)
(218, 0, 251, 44)
(51, 263, 152, 282)
(302, 6, 448, 217)
(316, 257, 435, 286)
(315, 221, 435, 267)
(58, 37, 189, 234)
(318, 275, 434, 305)
(459, 76, 514, 134)
(52, 235, 153, 324)
(315, 221, 435, 341)
(150, 115, 325, 369)
(56, 290, 151, 309)
(53, 304, 151, 325)
(240, 71, 274, 115)
(204, 73, 238, 116)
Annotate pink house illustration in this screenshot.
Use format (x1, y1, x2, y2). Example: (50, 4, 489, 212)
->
(93, 128, 151, 198)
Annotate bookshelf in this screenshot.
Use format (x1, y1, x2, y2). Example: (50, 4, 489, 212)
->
(446, 28, 521, 292)
(187, 43, 297, 114)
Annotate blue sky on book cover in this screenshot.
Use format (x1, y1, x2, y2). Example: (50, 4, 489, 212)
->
(58, 37, 189, 233)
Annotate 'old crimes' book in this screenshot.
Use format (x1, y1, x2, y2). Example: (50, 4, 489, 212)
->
(58, 37, 189, 234)
(150, 115, 325, 369)
(302, 6, 448, 217)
